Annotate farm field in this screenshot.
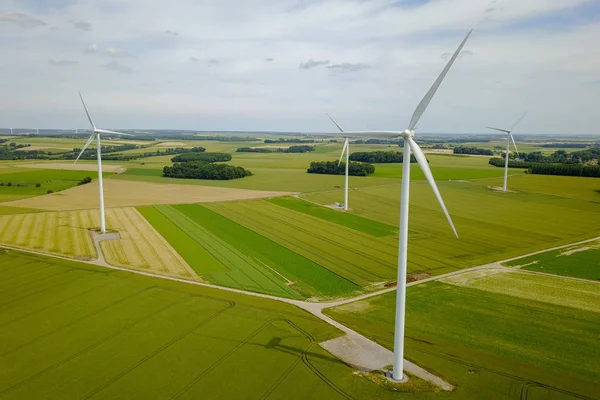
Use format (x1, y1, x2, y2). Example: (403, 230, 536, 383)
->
(113, 153, 509, 192)
(205, 200, 401, 284)
(0, 210, 97, 259)
(301, 178, 600, 268)
(0, 249, 450, 400)
(477, 173, 600, 202)
(1, 179, 290, 210)
(0, 167, 105, 202)
(504, 239, 600, 280)
(324, 271, 600, 399)
(0, 208, 193, 279)
(139, 204, 359, 299)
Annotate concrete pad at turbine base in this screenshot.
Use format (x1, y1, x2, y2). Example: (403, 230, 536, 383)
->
(320, 334, 454, 391)
(320, 334, 393, 372)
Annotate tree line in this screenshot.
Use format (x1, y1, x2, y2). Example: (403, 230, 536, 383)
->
(236, 145, 314, 153)
(163, 161, 252, 180)
(453, 146, 493, 156)
(349, 151, 416, 163)
(171, 152, 231, 163)
(529, 164, 600, 177)
(307, 161, 375, 176)
(264, 138, 315, 144)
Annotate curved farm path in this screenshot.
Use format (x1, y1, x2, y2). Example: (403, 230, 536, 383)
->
(3, 234, 599, 390)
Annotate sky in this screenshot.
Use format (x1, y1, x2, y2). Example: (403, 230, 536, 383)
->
(0, 0, 599, 134)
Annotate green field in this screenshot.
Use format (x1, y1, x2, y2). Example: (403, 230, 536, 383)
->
(301, 179, 600, 271)
(0, 168, 106, 202)
(138, 204, 359, 299)
(324, 272, 600, 399)
(0, 249, 473, 400)
(206, 200, 401, 285)
(505, 239, 600, 280)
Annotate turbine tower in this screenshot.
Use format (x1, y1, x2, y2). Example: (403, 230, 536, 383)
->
(485, 112, 526, 192)
(327, 114, 349, 211)
(75, 92, 131, 234)
(321, 30, 471, 381)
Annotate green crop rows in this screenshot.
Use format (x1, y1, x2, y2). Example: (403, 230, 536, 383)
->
(138, 204, 359, 299)
(205, 200, 401, 285)
(1, 249, 424, 400)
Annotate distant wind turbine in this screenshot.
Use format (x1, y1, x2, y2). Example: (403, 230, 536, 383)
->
(75, 92, 131, 234)
(321, 30, 471, 381)
(485, 112, 527, 192)
(327, 114, 349, 210)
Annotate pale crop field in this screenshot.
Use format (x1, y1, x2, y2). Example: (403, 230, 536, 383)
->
(100, 207, 196, 280)
(2, 179, 291, 211)
(0, 207, 195, 280)
(0, 210, 97, 259)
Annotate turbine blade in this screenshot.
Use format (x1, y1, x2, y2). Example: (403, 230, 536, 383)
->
(75, 132, 96, 163)
(408, 29, 473, 131)
(485, 126, 511, 134)
(338, 138, 349, 166)
(510, 133, 519, 158)
(95, 129, 133, 136)
(510, 111, 527, 131)
(406, 136, 458, 238)
(326, 113, 345, 133)
(78, 91, 97, 131)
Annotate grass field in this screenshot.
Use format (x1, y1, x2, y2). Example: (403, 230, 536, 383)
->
(0, 168, 105, 202)
(0, 210, 97, 259)
(324, 272, 600, 399)
(504, 239, 600, 280)
(139, 204, 359, 299)
(0, 249, 461, 400)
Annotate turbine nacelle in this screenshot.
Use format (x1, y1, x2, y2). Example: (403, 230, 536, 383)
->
(401, 129, 414, 139)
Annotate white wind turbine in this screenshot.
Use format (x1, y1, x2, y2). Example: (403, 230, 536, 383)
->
(485, 112, 527, 192)
(327, 114, 349, 210)
(320, 30, 471, 381)
(75, 92, 131, 234)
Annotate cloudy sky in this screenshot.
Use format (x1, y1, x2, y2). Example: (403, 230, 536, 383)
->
(1, 0, 599, 133)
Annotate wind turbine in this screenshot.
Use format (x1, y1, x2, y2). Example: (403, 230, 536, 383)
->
(485, 113, 526, 192)
(75, 92, 131, 234)
(320, 30, 471, 381)
(327, 114, 349, 210)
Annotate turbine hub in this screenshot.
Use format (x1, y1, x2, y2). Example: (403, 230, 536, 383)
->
(401, 129, 414, 139)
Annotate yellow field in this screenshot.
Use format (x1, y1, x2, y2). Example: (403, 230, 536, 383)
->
(2, 179, 291, 210)
(0, 207, 197, 279)
(16, 162, 126, 173)
(100, 207, 197, 279)
(0, 210, 97, 259)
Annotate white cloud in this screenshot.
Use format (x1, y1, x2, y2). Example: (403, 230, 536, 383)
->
(104, 61, 133, 74)
(48, 59, 79, 66)
(0, 0, 598, 133)
(0, 12, 45, 29)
